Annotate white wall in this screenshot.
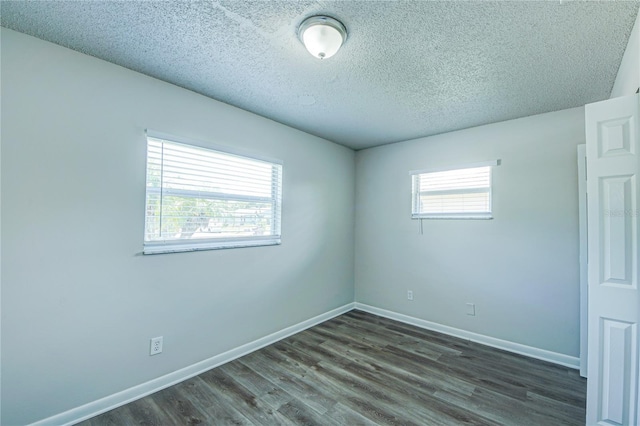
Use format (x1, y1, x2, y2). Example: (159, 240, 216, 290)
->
(611, 8, 640, 98)
(355, 107, 585, 357)
(0, 28, 355, 425)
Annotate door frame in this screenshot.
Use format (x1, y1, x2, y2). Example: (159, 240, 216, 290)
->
(577, 144, 588, 378)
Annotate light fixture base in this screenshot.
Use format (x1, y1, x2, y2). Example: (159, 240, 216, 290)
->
(298, 15, 347, 60)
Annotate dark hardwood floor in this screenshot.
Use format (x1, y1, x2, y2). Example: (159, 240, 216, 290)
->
(79, 310, 586, 425)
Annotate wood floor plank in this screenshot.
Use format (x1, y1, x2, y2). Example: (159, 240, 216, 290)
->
(82, 406, 135, 426)
(219, 361, 294, 410)
(198, 367, 293, 425)
(319, 359, 494, 426)
(274, 336, 495, 426)
(237, 349, 337, 416)
(123, 397, 173, 426)
(260, 336, 430, 425)
(148, 385, 210, 425)
(323, 402, 379, 425)
(317, 334, 477, 397)
(173, 377, 253, 425)
(276, 399, 339, 426)
(319, 339, 455, 396)
(260, 343, 409, 425)
(78, 310, 586, 425)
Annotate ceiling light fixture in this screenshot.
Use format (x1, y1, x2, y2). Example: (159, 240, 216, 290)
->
(298, 15, 347, 60)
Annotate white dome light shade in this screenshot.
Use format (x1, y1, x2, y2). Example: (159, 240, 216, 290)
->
(302, 24, 343, 59)
(299, 16, 347, 60)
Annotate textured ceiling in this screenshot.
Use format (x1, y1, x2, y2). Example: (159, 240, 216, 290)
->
(1, 1, 638, 150)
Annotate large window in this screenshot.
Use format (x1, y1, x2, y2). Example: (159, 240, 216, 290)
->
(144, 132, 282, 254)
(411, 161, 498, 219)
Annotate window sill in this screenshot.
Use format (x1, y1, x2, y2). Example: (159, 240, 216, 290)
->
(411, 215, 493, 220)
(143, 238, 281, 255)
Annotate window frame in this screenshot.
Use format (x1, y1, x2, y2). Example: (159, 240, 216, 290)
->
(143, 130, 283, 255)
(410, 160, 499, 220)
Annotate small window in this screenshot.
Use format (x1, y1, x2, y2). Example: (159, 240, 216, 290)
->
(411, 161, 498, 219)
(144, 132, 283, 254)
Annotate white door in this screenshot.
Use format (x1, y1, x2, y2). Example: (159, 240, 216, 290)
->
(586, 93, 639, 426)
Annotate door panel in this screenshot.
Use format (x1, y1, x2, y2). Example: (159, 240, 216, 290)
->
(599, 318, 636, 425)
(586, 93, 639, 426)
(600, 175, 635, 287)
(598, 116, 634, 157)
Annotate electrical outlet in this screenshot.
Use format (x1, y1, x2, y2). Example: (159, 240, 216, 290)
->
(407, 290, 414, 301)
(150, 336, 163, 355)
(466, 303, 476, 316)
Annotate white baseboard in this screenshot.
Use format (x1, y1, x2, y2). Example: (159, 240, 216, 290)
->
(31, 302, 356, 426)
(354, 303, 580, 370)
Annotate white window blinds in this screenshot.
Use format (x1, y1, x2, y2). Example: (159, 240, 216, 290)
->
(144, 133, 283, 254)
(411, 161, 497, 219)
